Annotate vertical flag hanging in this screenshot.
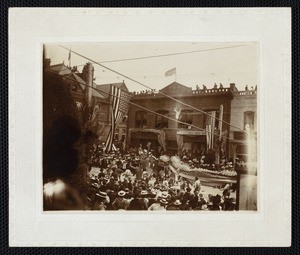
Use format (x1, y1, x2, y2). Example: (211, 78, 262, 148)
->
(105, 85, 131, 152)
(206, 112, 212, 150)
(210, 111, 216, 148)
(205, 111, 216, 150)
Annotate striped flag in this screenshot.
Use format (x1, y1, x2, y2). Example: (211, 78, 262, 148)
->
(105, 85, 131, 152)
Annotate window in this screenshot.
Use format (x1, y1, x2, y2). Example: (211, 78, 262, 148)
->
(244, 111, 255, 130)
(135, 111, 147, 128)
(203, 110, 220, 129)
(178, 110, 193, 128)
(155, 110, 169, 128)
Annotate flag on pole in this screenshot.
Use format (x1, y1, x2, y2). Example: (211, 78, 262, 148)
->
(165, 67, 176, 77)
(105, 86, 131, 152)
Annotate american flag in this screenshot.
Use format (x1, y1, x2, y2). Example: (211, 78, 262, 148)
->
(105, 85, 131, 152)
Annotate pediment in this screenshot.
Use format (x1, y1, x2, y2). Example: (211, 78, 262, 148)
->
(159, 82, 192, 96)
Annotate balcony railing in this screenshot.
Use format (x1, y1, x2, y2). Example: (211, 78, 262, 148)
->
(130, 87, 257, 98)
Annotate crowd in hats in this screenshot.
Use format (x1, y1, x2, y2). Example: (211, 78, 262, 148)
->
(85, 142, 236, 211)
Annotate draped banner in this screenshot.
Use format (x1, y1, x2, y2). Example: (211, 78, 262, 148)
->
(176, 133, 184, 151)
(157, 130, 166, 151)
(205, 111, 216, 150)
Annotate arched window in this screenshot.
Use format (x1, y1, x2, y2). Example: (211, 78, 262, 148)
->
(135, 111, 147, 128)
(244, 111, 255, 131)
(178, 110, 193, 129)
(155, 110, 169, 128)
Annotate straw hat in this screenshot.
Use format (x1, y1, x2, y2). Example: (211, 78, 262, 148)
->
(159, 199, 168, 205)
(173, 200, 182, 206)
(96, 191, 107, 199)
(160, 191, 168, 199)
(141, 190, 148, 196)
(118, 190, 126, 197)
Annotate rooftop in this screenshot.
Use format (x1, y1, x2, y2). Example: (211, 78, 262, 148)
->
(131, 82, 257, 99)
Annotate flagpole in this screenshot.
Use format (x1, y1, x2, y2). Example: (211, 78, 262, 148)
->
(68, 48, 71, 68)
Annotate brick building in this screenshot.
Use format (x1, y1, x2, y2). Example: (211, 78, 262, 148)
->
(127, 82, 236, 156)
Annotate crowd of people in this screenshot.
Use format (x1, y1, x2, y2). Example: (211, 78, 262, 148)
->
(43, 141, 237, 211)
(83, 142, 236, 211)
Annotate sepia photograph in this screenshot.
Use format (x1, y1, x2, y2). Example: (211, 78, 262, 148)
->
(9, 7, 292, 247)
(43, 42, 258, 212)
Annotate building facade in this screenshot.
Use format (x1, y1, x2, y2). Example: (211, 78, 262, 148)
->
(127, 82, 236, 157)
(228, 89, 257, 163)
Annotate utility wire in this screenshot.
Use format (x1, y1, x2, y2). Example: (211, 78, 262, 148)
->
(46, 69, 248, 145)
(59, 45, 249, 134)
(72, 44, 249, 65)
(94, 70, 257, 80)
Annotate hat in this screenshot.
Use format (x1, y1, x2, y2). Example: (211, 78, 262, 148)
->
(150, 188, 157, 195)
(141, 190, 148, 196)
(91, 183, 99, 188)
(118, 190, 126, 197)
(124, 169, 132, 175)
(96, 191, 107, 199)
(160, 191, 168, 199)
(173, 200, 182, 206)
(159, 198, 168, 205)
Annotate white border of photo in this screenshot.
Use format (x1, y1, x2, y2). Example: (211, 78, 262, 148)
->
(9, 8, 291, 247)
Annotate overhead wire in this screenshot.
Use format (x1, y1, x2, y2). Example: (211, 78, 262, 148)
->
(71, 43, 250, 66)
(59, 45, 249, 134)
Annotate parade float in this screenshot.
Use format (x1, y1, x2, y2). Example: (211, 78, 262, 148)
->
(159, 155, 237, 185)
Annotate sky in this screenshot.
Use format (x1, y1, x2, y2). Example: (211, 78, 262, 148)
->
(45, 42, 258, 92)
